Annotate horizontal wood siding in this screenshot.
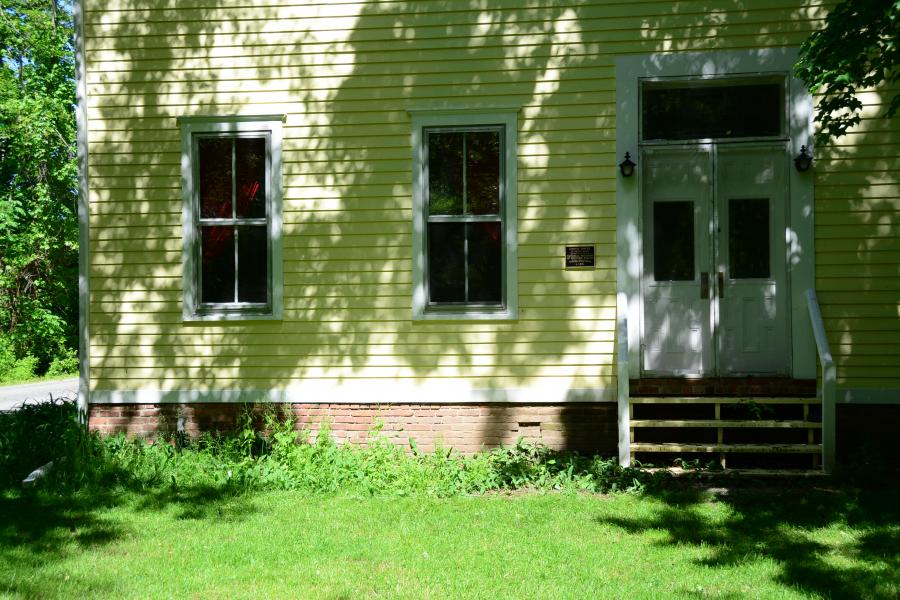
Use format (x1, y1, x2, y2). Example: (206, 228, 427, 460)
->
(817, 111, 900, 387)
(83, 0, 896, 395)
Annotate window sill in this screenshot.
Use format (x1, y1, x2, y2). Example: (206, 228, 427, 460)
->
(413, 308, 518, 322)
(182, 312, 281, 323)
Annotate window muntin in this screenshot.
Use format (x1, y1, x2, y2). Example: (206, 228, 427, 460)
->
(424, 126, 504, 308)
(180, 116, 283, 321)
(641, 77, 785, 141)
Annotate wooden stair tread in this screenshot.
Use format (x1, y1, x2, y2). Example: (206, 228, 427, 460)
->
(648, 467, 826, 477)
(631, 419, 821, 429)
(630, 396, 816, 405)
(631, 442, 822, 454)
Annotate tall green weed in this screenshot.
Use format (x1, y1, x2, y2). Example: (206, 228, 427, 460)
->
(2, 400, 665, 497)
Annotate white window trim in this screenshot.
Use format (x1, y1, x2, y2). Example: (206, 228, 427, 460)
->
(614, 48, 815, 378)
(179, 115, 284, 321)
(410, 109, 518, 321)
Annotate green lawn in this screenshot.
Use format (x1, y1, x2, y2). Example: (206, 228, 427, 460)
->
(2, 485, 898, 599)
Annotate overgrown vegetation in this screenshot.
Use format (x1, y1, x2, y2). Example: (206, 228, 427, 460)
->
(3, 402, 898, 598)
(0, 399, 664, 497)
(796, 0, 900, 142)
(0, 0, 78, 381)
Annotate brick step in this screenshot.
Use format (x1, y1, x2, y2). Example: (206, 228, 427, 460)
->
(631, 419, 821, 429)
(631, 442, 822, 454)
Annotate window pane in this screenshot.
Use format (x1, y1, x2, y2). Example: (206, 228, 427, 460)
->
(466, 131, 500, 215)
(467, 222, 502, 303)
(238, 225, 268, 302)
(729, 198, 770, 279)
(428, 131, 463, 215)
(653, 201, 694, 281)
(427, 223, 465, 302)
(198, 138, 233, 218)
(201, 225, 235, 302)
(236, 138, 266, 218)
(642, 82, 782, 140)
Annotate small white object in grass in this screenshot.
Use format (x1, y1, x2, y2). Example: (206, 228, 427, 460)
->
(22, 460, 55, 487)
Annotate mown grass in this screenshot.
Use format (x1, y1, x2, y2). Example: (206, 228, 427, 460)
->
(1, 400, 898, 599)
(2, 485, 898, 599)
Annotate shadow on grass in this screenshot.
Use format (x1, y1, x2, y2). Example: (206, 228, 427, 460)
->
(0, 482, 256, 597)
(598, 482, 900, 599)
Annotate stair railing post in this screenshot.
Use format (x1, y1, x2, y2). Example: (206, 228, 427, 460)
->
(617, 316, 630, 467)
(806, 289, 836, 474)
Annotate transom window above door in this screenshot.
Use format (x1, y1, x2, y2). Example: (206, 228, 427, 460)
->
(641, 76, 786, 141)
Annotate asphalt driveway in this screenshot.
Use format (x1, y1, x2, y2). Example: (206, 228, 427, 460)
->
(0, 377, 78, 411)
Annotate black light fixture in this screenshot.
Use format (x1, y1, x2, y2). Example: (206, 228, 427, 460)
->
(619, 152, 636, 177)
(794, 145, 813, 172)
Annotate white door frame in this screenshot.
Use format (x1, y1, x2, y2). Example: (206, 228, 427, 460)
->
(615, 48, 816, 379)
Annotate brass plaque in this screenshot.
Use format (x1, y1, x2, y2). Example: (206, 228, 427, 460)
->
(565, 245, 595, 268)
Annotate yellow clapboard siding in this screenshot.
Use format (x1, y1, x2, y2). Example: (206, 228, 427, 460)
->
(92, 352, 617, 372)
(817, 264, 899, 278)
(90, 376, 615, 392)
(817, 251, 899, 266)
(89, 292, 616, 312)
(90, 328, 617, 346)
(90, 306, 617, 324)
(91, 363, 615, 379)
(91, 339, 616, 358)
(84, 0, 899, 392)
(84, 0, 823, 32)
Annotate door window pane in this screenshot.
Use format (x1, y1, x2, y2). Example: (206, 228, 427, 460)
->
(729, 198, 770, 278)
(642, 81, 782, 140)
(653, 201, 694, 281)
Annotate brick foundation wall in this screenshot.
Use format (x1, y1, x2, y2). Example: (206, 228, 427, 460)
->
(837, 404, 900, 469)
(89, 403, 618, 455)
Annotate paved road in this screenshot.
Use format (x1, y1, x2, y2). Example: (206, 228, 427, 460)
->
(0, 377, 78, 411)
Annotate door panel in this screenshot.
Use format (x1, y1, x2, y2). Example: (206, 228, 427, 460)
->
(641, 147, 713, 376)
(716, 145, 789, 374)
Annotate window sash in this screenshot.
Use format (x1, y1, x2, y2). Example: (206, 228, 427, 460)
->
(423, 125, 505, 309)
(192, 132, 272, 312)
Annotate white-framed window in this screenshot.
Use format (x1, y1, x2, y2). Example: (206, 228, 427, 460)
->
(179, 115, 284, 321)
(410, 110, 518, 320)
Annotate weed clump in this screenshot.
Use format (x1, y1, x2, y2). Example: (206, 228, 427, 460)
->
(1, 400, 664, 497)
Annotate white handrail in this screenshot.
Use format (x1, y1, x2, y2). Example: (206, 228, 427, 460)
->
(806, 289, 836, 473)
(617, 316, 630, 467)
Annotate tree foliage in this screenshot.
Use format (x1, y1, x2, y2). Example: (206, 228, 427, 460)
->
(0, 0, 77, 373)
(796, 0, 900, 142)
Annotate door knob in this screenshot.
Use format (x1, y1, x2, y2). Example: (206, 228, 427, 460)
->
(718, 271, 725, 298)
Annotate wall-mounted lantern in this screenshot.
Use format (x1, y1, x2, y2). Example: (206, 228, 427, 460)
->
(619, 152, 636, 177)
(794, 146, 813, 172)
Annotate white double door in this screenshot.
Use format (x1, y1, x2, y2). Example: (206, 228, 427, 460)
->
(641, 143, 790, 377)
